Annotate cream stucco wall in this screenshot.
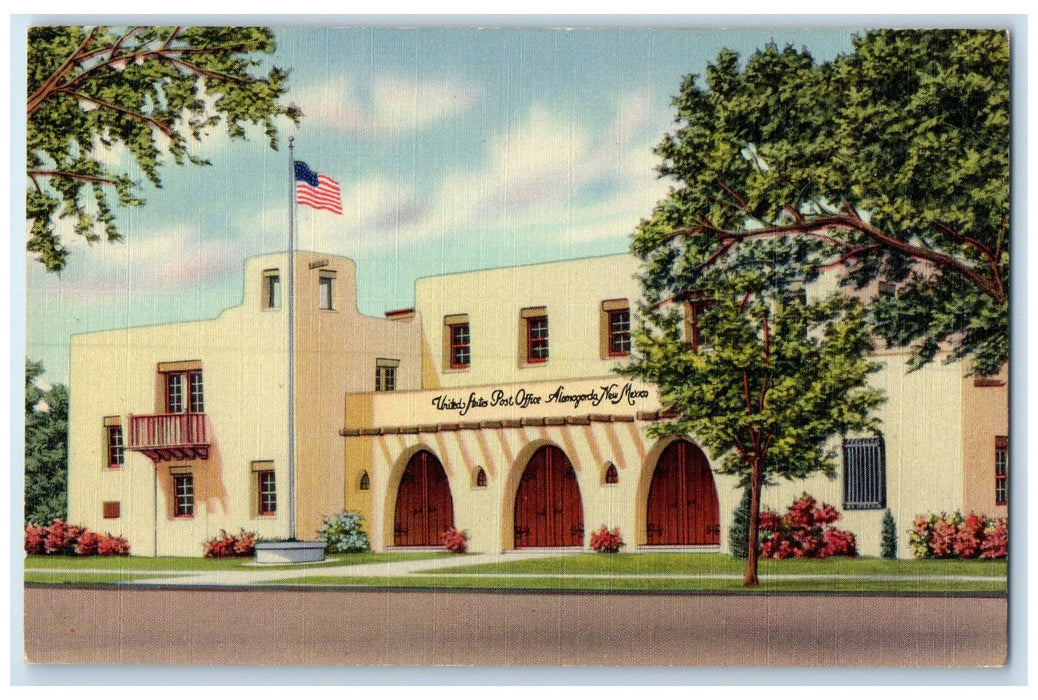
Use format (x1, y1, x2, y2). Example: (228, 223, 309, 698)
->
(414, 254, 641, 389)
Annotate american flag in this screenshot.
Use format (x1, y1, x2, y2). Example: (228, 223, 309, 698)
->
(294, 161, 342, 215)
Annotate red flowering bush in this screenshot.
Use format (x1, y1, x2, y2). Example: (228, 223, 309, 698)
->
(24, 520, 130, 556)
(589, 525, 624, 553)
(757, 493, 857, 559)
(980, 519, 1008, 559)
(442, 526, 468, 553)
(909, 512, 1008, 560)
(203, 529, 257, 558)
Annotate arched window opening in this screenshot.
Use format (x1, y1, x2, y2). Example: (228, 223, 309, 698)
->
(475, 467, 487, 488)
(358, 471, 370, 491)
(604, 462, 619, 485)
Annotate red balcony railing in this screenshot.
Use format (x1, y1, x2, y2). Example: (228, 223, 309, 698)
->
(128, 413, 210, 461)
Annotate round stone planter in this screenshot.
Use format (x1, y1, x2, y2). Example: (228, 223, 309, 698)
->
(254, 540, 326, 564)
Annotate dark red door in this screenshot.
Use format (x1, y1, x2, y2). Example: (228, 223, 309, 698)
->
(394, 451, 454, 547)
(514, 445, 584, 548)
(646, 440, 720, 545)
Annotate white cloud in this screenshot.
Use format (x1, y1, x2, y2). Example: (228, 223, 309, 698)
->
(299, 73, 480, 135)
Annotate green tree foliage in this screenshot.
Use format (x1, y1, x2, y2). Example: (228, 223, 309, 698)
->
(624, 239, 884, 585)
(26, 25, 301, 272)
(632, 30, 1009, 376)
(25, 360, 69, 525)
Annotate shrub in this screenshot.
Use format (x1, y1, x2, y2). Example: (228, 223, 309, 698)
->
(589, 525, 624, 553)
(880, 509, 898, 559)
(442, 526, 468, 553)
(203, 529, 257, 558)
(908, 512, 1008, 560)
(757, 493, 857, 559)
(317, 511, 371, 553)
(729, 487, 751, 558)
(25, 520, 130, 556)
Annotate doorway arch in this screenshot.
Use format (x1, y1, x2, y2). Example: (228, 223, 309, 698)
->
(645, 440, 720, 545)
(514, 445, 584, 548)
(393, 450, 454, 547)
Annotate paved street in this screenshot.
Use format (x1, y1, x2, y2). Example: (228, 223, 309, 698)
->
(24, 587, 1006, 666)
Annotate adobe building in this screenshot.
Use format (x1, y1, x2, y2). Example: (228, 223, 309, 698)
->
(67, 250, 1008, 558)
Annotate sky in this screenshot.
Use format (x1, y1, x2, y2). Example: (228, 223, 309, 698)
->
(23, 24, 860, 385)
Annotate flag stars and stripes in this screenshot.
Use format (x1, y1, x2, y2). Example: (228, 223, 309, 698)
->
(294, 161, 342, 215)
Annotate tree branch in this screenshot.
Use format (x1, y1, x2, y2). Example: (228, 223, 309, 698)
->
(27, 26, 100, 116)
(28, 170, 120, 187)
(56, 88, 176, 138)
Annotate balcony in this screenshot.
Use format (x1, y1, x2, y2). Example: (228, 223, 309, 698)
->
(128, 413, 210, 462)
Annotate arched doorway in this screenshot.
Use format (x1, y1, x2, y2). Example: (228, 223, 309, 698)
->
(646, 440, 720, 545)
(514, 445, 584, 548)
(394, 450, 454, 547)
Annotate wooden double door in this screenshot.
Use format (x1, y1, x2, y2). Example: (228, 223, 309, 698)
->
(514, 445, 584, 548)
(394, 450, 454, 547)
(646, 440, 720, 545)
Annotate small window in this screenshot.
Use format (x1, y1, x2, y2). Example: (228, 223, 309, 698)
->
(319, 274, 334, 310)
(258, 470, 277, 515)
(359, 471, 370, 491)
(450, 323, 471, 369)
(475, 467, 487, 488)
(102, 501, 120, 519)
(683, 296, 713, 351)
(375, 359, 399, 392)
(263, 269, 281, 309)
(527, 316, 549, 363)
(173, 473, 194, 517)
(107, 424, 124, 469)
(608, 310, 631, 357)
(843, 436, 886, 510)
(604, 462, 619, 485)
(995, 436, 1008, 506)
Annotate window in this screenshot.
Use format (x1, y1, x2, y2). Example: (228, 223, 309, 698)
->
(106, 421, 124, 469)
(475, 467, 487, 488)
(258, 470, 277, 515)
(262, 269, 281, 309)
(527, 316, 549, 363)
(319, 273, 334, 310)
(842, 436, 886, 510)
(103, 501, 120, 519)
(449, 323, 471, 369)
(165, 370, 204, 413)
(683, 296, 713, 351)
(604, 462, 619, 485)
(359, 471, 370, 491)
(608, 310, 631, 356)
(995, 436, 1008, 506)
(173, 473, 194, 517)
(376, 359, 399, 392)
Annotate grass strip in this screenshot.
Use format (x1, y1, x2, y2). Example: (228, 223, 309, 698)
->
(25, 572, 180, 585)
(23, 551, 454, 572)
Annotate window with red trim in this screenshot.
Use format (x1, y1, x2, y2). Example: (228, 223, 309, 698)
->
(608, 309, 631, 356)
(173, 474, 194, 517)
(166, 371, 204, 413)
(449, 323, 471, 369)
(258, 470, 277, 515)
(683, 298, 713, 351)
(527, 316, 549, 363)
(995, 436, 1008, 506)
(107, 424, 124, 469)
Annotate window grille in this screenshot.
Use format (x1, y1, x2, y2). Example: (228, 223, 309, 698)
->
(842, 436, 886, 510)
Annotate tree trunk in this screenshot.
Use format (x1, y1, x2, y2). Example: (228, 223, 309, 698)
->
(743, 459, 764, 586)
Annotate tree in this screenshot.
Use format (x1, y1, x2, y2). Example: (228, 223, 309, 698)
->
(27, 25, 301, 272)
(623, 241, 884, 586)
(25, 360, 69, 525)
(728, 486, 751, 558)
(632, 30, 1009, 377)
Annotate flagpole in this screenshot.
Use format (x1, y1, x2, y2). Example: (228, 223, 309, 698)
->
(287, 136, 297, 542)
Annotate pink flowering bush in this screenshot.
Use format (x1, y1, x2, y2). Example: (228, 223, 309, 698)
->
(757, 493, 857, 559)
(910, 512, 1007, 559)
(589, 526, 624, 553)
(442, 526, 468, 553)
(203, 529, 257, 558)
(24, 520, 130, 556)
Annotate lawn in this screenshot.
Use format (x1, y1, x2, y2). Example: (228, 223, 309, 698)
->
(24, 572, 180, 585)
(23, 551, 453, 572)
